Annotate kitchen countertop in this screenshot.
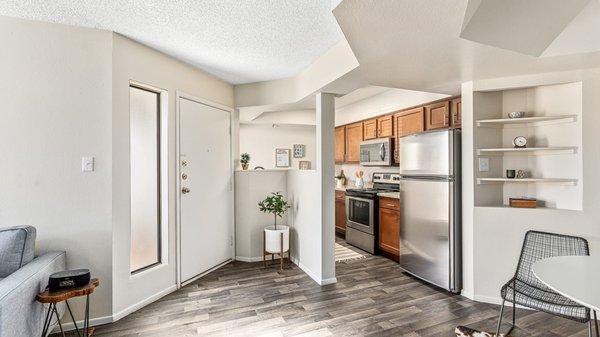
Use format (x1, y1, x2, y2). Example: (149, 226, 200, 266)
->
(377, 192, 400, 199)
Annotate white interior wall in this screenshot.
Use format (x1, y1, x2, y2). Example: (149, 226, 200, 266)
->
(238, 124, 316, 170)
(111, 33, 233, 319)
(462, 69, 600, 304)
(0, 16, 114, 320)
(234, 171, 288, 261)
(286, 170, 324, 283)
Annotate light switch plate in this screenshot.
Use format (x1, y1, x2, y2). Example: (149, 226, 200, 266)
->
(82, 156, 95, 172)
(478, 157, 490, 172)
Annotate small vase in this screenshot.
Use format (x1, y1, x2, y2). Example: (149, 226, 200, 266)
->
(242, 163, 249, 170)
(336, 179, 344, 189)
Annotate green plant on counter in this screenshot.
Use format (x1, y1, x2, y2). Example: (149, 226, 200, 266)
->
(258, 192, 290, 229)
(240, 153, 250, 165)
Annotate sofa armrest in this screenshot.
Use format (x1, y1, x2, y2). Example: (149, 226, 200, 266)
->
(0, 251, 66, 337)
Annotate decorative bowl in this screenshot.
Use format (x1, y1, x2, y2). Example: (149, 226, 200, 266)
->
(508, 111, 525, 119)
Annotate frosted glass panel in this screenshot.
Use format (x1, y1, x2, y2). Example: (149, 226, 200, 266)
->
(130, 86, 161, 273)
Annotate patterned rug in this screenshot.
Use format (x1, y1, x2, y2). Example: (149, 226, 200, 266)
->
(335, 243, 367, 262)
(455, 326, 506, 337)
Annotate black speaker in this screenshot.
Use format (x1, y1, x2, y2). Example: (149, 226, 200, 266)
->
(48, 269, 91, 291)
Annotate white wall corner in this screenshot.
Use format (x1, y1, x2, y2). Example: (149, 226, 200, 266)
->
(316, 92, 337, 282)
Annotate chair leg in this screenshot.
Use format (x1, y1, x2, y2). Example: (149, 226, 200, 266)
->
(594, 311, 599, 337)
(496, 299, 516, 337)
(496, 299, 505, 336)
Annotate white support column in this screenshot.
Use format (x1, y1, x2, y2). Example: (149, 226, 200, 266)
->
(316, 92, 336, 284)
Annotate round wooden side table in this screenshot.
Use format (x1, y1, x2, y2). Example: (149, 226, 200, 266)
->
(36, 278, 100, 337)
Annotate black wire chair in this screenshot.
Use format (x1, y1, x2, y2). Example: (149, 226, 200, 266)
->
(496, 230, 597, 337)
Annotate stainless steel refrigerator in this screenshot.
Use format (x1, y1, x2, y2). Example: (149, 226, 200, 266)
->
(398, 129, 461, 293)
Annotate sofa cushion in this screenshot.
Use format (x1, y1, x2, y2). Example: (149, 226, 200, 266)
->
(0, 226, 36, 278)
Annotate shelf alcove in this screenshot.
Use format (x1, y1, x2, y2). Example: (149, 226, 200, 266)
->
(473, 81, 583, 210)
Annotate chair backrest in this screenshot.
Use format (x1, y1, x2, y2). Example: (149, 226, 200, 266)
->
(515, 230, 589, 287)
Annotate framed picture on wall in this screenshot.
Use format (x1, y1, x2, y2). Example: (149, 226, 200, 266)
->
(293, 144, 305, 158)
(275, 148, 291, 167)
(299, 161, 311, 170)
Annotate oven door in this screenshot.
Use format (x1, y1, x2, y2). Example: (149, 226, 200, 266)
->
(345, 196, 374, 234)
(360, 138, 391, 166)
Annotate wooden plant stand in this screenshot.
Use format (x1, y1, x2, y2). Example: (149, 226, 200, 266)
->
(263, 231, 291, 270)
(36, 278, 100, 337)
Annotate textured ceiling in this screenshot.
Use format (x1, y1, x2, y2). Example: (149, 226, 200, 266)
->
(0, 0, 344, 84)
(334, 0, 600, 94)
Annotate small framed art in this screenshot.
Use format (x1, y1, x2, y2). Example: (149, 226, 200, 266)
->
(275, 148, 291, 167)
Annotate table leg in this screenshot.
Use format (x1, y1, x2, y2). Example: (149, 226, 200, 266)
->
(85, 294, 90, 337)
(65, 299, 82, 337)
(41, 303, 54, 337)
(52, 303, 66, 337)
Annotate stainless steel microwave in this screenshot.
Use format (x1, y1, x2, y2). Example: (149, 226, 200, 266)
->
(359, 138, 393, 166)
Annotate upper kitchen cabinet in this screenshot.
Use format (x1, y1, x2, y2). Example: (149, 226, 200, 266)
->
(395, 107, 424, 138)
(345, 122, 363, 163)
(377, 115, 394, 138)
(451, 98, 462, 127)
(425, 101, 450, 130)
(335, 126, 346, 164)
(363, 118, 378, 140)
(394, 107, 424, 163)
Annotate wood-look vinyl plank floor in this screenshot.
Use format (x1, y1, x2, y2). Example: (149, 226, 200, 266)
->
(54, 239, 587, 336)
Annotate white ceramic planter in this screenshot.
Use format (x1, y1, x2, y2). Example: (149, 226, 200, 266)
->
(264, 225, 289, 254)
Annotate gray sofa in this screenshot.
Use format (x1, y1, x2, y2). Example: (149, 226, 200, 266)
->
(0, 226, 66, 337)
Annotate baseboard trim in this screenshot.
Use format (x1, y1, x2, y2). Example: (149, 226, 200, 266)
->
(56, 284, 178, 332)
(54, 314, 113, 333)
(473, 294, 531, 310)
(320, 277, 338, 285)
(115, 284, 178, 321)
(235, 255, 264, 262)
(291, 256, 337, 286)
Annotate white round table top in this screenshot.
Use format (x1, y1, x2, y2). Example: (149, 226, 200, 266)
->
(533, 256, 600, 312)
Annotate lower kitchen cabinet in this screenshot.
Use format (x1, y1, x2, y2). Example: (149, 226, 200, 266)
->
(335, 190, 346, 235)
(378, 197, 399, 260)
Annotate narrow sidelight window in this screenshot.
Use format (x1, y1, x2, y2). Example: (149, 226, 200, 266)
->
(129, 85, 161, 273)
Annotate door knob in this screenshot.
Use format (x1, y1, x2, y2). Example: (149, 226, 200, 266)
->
(181, 187, 190, 194)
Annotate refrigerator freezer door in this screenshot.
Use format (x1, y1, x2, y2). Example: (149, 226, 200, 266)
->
(399, 130, 453, 177)
(399, 178, 451, 290)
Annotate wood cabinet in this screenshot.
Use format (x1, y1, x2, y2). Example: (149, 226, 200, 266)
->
(363, 118, 378, 140)
(345, 122, 363, 163)
(335, 190, 346, 235)
(394, 107, 424, 163)
(335, 97, 459, 163)
(425, 101, 451, 130)
(335, 126, 345, 164)
(451, 98, 462, 127)
(377, 115, 394, 138)
(378, 197, 400, 258)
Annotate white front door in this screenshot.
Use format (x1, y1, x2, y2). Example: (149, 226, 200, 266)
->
(178, 96, 233, 283)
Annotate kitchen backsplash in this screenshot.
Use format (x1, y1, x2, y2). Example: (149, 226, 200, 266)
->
(335, 164, 398, 184)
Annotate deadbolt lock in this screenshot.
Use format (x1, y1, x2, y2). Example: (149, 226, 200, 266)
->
(181, 187, 190, 194)
(181, 173, 188, 180)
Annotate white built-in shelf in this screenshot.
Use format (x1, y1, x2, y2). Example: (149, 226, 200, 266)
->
(477, 146, 578, 156)
(476, 114, 577, 127)
(477, 178, 578, 185)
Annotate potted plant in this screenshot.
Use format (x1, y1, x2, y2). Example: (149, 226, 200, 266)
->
(259, 192, 291, 261)
(335, 170, 347, 188)
(240, 153, 250, 170)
